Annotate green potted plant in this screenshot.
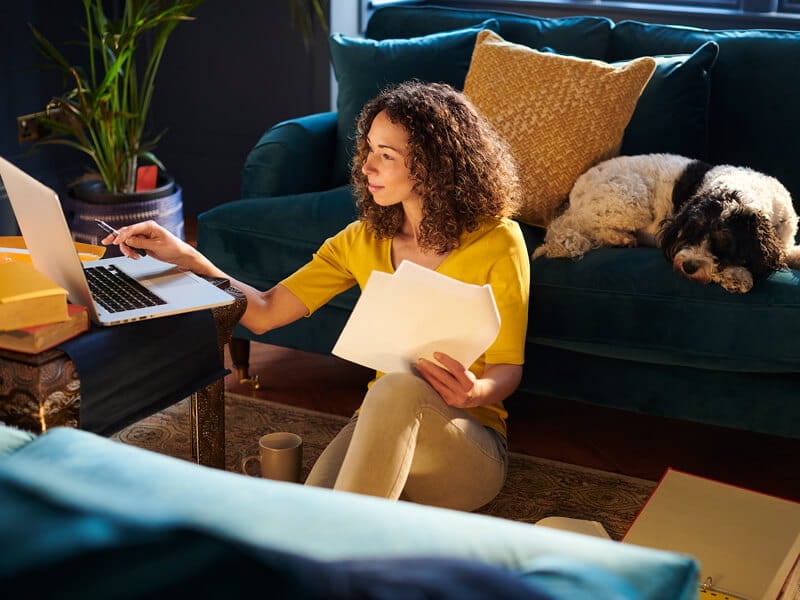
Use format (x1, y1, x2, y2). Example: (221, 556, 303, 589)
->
(24, 0, 325, 255)
(24, 0, 203, 254)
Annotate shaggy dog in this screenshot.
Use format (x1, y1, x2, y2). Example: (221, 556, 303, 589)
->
(532, 153, 800, 293)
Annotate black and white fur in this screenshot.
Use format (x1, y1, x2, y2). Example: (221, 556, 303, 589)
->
(532, 153, 800, 293)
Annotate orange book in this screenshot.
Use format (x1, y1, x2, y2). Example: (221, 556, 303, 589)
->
(0, 304, 88, 354)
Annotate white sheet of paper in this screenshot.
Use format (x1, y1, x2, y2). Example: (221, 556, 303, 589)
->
(332, 260, 501, 374)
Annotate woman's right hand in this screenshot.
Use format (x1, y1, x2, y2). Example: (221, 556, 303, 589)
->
(101, 220, 206, 273)
(105, 221, 309, 336)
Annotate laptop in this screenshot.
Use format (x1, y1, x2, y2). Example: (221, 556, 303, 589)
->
(0, 156, 235, 326)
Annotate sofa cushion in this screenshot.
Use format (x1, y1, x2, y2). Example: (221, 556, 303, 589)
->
(0, 424, 34, 456)
(463, 30, 655, 228)
(536, 41, 718, 161)
(1, 474, 568, 600)
(609, 20, 800, 210)
(365, 5, 612, 59)
(519, 343, 800, 439)
(328, 20, 499, 188)
(529, 244, 800, 373)
(0, 426, 700, 600)
(620, 41, 719, 159)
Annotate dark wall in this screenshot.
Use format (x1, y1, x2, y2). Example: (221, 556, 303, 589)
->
(0, 2, 90, 235)
(150, 0, 331, 217)
(0, 0, 331, 234)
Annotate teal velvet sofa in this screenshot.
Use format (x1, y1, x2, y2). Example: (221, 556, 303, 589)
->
(0, 423, 699, 598)
(197, 4, 800, 439)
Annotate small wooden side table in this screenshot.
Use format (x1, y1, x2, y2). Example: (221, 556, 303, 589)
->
(0, 287, 246, 469)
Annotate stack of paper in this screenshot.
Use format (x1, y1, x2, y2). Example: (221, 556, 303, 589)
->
(332, 260, 501, 373)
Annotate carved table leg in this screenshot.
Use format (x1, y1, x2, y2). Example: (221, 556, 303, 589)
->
(190, 377, 225, 468)
(189, 287, 246, 468)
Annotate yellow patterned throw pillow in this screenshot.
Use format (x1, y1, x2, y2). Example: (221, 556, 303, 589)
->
(463, 30, 656, 227)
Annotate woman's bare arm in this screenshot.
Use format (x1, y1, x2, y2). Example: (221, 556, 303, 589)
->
(104, 220, 309, 334)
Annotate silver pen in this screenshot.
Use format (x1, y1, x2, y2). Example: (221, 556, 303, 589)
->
(95, 219, 146, 256)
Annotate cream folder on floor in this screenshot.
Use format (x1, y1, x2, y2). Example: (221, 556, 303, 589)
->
(623, 469, 800, 600)
(332, 260, 501, 374)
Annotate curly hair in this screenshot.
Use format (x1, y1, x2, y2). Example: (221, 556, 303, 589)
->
(351, 80, 520, 254)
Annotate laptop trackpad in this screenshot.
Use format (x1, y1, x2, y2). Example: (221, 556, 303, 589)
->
(137, 267, 210, 301)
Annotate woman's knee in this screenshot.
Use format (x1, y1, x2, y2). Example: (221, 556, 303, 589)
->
(305, 417, 357, 487)
(362, 372, 443, 415)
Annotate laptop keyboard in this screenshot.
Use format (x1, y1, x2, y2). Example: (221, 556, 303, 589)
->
(84, 264, 167, 313)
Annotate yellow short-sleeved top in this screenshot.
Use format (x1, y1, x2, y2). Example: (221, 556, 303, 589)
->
(280, 217, 530, 439)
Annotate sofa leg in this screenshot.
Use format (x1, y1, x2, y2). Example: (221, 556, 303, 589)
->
(229, 337, 260, 389)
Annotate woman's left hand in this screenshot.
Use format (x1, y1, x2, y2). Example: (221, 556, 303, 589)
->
(415, 352, 479, 408)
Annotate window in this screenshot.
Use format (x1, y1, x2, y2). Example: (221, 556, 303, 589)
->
(627, 0, 737, 7)
(365, 0, 800, 31)
(782, 0, 800, 13)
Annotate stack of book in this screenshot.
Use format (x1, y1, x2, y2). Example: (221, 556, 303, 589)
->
(0, 262, 89, 353)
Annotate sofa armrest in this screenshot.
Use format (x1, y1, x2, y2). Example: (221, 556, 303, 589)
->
(241, 111, 339, 199)
(0, 427, 699, 600)
(0, 424, 35, 456)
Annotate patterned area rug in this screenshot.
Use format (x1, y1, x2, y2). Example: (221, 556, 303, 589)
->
(112, 392, 655, 540)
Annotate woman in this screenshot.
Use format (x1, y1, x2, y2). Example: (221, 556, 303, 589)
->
(104, 81, 530, 511)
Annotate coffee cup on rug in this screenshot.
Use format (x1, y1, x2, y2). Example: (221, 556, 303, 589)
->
(241, 432, 303, 483)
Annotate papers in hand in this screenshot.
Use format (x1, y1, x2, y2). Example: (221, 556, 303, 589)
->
(332, 260, 501, 374)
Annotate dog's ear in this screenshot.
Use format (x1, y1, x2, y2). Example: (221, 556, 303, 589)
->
(671, 160, 712, 212)
(725, 208, 787, 278)
(658, 194, 718, 260)
(658, 216, 680, 261)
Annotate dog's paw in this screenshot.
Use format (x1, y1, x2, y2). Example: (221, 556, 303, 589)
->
(785, 245, 800, 270)
(714, 267, 753, 293)
(532, 245, 547, 260)
(533, 243, 588, 260)
(602, 230, 638, 248)
(535, 231, 593, 259)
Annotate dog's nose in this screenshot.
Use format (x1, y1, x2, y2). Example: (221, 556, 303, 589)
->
(682, 260, 699, 275)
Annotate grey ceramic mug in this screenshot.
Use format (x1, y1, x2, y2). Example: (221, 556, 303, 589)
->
(242, 432, 303, 483)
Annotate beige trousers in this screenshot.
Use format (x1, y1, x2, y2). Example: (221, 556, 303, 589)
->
(305, 372, 508, 511)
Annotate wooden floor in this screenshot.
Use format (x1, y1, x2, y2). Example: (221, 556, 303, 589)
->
(224, 341, 800, 503)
